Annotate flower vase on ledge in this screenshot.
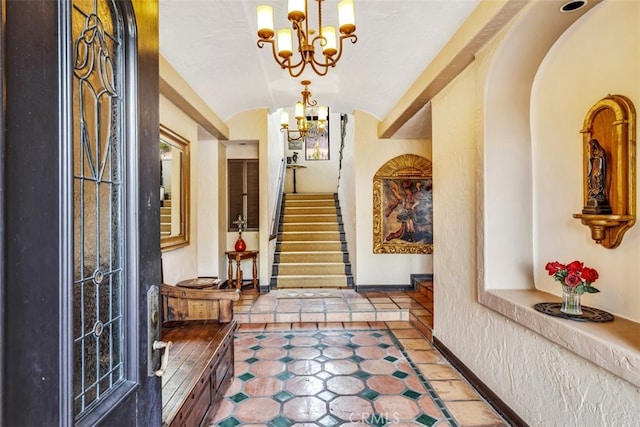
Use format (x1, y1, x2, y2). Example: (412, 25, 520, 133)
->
(234, 231, 246, 252)
(561, 284, 582, 315)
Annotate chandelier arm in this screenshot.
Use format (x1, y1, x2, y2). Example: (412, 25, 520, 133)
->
(308, 60, 331, 76)
(325, 33, 358, 66)
(286, 64, 307, 78)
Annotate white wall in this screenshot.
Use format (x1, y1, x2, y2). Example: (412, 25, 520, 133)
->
(226, 109, 271, 286)
(196, 131, 220, 278)
(532, 0, 640, 320)
(434, 1, 640, 425)
(353, 110, 433, 286)
(281, 109, 342, 194)
(160, 94, 199, 284)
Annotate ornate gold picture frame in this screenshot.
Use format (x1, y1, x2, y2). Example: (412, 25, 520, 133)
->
(373, 154, 433, 254)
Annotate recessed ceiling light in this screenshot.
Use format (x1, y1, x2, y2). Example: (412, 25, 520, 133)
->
(560, 0, 587, 13)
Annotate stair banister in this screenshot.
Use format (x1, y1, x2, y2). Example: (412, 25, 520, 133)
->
(269, 158, 286, 240)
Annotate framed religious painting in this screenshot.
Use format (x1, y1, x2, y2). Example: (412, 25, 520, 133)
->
(305, 110, 330, 160)
(373, 154, 433, 254)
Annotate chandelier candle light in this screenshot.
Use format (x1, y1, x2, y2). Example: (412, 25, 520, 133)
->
(257, 0, 357, 77)
(281, 80, 328, 141)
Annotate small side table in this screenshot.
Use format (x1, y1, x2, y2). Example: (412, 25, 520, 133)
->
(225, 250, 259, 289)
(286, 164, 307, 193)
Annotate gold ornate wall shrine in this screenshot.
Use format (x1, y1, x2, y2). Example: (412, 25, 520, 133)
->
(573, 94, 636, 248)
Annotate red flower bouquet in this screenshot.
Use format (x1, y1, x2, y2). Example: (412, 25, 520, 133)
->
(545, 260, 600, 294)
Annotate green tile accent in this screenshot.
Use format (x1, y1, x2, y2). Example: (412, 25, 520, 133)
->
(272, 390, 294, 403)
(403, 389, 422, 400)
(229, 392, 249, 403)
(318, 414, 341, 426)
(238, 372, 255, 381)
(317, 390, 336, 401)
(316, 370, 332, 379)
(349, 355, 365, 363)
(366, 414, 389, 427)
(250, 345, 262, 351)
(353, 370, 371, 380)
(255, 334, 267, 340)
(371, 332, 383, 338)
(245, 357, 259, 364)
(218, 417, 241, 427)
(342, 332, 354, 338)
(283, 344, 294, 350)
(284, 334, 295, 339)
(276, 371, 294, 381)
(315, 355, 329, 362)
(268, 415, 293, 427)
(415, 413, 438, 426)
(360, 389, 380, 401)
(384, 355, 398, 362)
(314, 343, 328, 350)
(314, 332, 327, 339)
(279, 356, 294, 363)
(346, 343, 360, 349)
(378, 343, 391, 349)
(392, 370, 409, 379)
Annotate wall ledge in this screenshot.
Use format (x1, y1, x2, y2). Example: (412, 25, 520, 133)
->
(479, 288, 640, 388)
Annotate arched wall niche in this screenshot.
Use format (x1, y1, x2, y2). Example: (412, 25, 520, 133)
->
(479, 0, 640, 388)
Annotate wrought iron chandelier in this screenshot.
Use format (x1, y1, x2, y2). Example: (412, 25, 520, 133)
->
(280, 80, 328, 141)
(257, 0, 357, 78)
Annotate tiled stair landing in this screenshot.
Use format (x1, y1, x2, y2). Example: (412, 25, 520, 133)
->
(233, 280, 434, 340)
(234, 289, 409, 324)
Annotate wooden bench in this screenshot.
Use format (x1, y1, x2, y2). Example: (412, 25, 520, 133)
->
(160, 284, 241, 427)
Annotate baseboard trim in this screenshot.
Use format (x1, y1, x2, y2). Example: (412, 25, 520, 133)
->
(355, 284, 414, 292)
(432, 337, 528, 427)
(410, 274, 433, 290)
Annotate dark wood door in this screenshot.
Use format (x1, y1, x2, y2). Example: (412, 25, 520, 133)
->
(0, 0, 162, 424)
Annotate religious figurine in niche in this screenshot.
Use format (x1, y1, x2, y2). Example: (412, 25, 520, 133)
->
(582, 139, 612, 215)
(384, 179, 433, 243)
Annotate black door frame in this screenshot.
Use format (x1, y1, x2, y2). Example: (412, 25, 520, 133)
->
(0, 0, 162, 424)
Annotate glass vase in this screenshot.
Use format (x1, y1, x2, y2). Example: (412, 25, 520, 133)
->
(560, 284, 582, 315)
(234, 231, 246, 252)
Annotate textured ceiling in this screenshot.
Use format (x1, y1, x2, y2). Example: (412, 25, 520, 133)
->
(159, 0, 481, 135)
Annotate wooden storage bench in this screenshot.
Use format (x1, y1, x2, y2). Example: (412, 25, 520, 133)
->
(160, 284, 241, 427)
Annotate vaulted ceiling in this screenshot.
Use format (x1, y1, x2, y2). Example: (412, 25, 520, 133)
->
(159, 0, 483, 139)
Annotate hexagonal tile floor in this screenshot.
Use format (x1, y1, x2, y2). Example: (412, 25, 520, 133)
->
(210, 325, 508, 426)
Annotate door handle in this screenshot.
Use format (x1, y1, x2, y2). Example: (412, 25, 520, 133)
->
(153, 340, 173, 377)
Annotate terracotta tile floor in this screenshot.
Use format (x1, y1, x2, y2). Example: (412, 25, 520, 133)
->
(210, 285, 508, 426)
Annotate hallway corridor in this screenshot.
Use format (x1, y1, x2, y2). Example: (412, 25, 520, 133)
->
(208, 284, 510, 426)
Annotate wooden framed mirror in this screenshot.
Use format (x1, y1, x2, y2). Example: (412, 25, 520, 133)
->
(160, 125, 190, 250)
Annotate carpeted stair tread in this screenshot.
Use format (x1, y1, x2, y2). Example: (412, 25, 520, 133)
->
(279, 241, 344, 251)
(278, 251, 346, 262)
(279, 231, 342, 241)
(275, 275, 350, 288)
(276, 263, 348, 275)
(271, 192, 353, 290)
(282, 214, 338, 223)
(281, 223, 340, 232)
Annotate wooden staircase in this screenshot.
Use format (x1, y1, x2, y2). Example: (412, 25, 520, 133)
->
(270, 193, 354, 289)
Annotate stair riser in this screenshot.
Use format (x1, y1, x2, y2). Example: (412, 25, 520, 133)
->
(277, 264, 347, 275)
(285, 193, 335, 201)
(284, 208, 337, 216)
(279, 242, 344, 252)
(284, 200, 336, 208)
(278, 253, 345, 263)
(282, 215, 338, 223)
(279, 232, 343, 242)
(281, 223, 339, 232)
(275, 276, 349, 288)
